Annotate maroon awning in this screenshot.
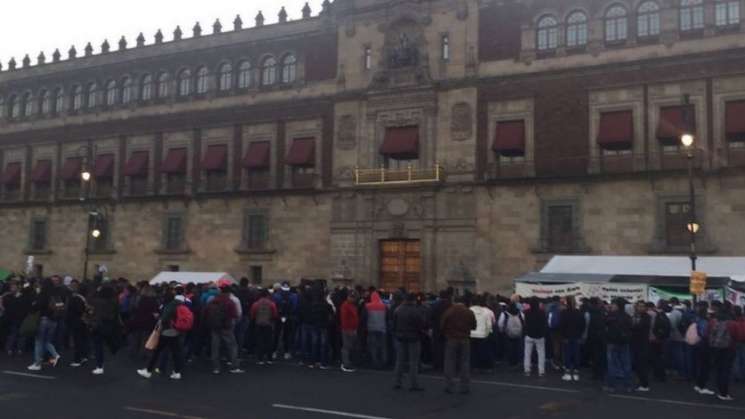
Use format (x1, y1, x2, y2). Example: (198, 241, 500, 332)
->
(726, 100, 745, 142)
(597, 111, 633, 150)
(60, 157, 83, 181)
(2, 162, 22, 186)
(285, 138, 316, 167)
(201, 144, 228, 172)
(31, 160, 52, 183)
(380, 126, 419, 160)
(493, 120, 525, 156)
(161, 148, 187, 174)
(93, 154, 115, 178)
(122, 151, 149, 177)
(243, 141, 270, 169)
(657, 105, 695, 145)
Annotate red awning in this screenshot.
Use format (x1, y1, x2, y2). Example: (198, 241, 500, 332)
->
(122, 151, 149, 177)
(93, 154, 115, 178)
(597, 111, 633, 150)
(493, 120, 525, 156)
(726, 100, 745, 142)
(201, 144, 228, 172)
(161, 148, 187, 174)
(243, 141, 270, 169)
(2, 162, 21, 186)
(380, 126, 419, 160)
(285, 138, 316, 167)
(657, 105, 695, 144)
(31, 160, 52, 183)
(60, 157, 83, 181)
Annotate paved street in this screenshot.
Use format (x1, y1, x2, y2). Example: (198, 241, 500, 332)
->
(0, 355, 744, 419)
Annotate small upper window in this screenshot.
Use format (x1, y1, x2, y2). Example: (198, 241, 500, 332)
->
(364, 46, 372, 70)
(262, 56, 277, 86)
(638, 2, 661, 37)
(141, 74, 153, 101)
(23, 92, 34, 117)
(218, 63, 233, 91)
(178, 69, 192, 96)
(441, 34, 450, 60)
(536, 16, 559, 51)
(566, 11, 588, 48)
(121, 77, 132, 104)
(54, 88, 64, 115)
(9, 95, 20, 119)
(157, 72, 169, 98)
(238, 61, 252, 89)
(605, 5, 628, 42)
(716, 0, 741, 26)
(72, 85, 83, 111)
(281, 54, 297, 84)
(680, 0, 705, 31)
(40, 90, 51, 115)
(87, 83, 98, 108)
(196, 67, 209, 94)
(106, 80, 117, 106)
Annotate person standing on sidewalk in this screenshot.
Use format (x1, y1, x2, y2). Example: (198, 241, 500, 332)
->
(631, 301, 652, 392)
(28, 279, 63, 371)
(558, 296, 585, 382)
(393, 292, 427, 391)
(340, 290, 359, 373)
(137, 294, 185, 380)
(523, 297, 548, 377)
(251, 288, 279, 366)
(205, 285, 244, 375)
(440, 295, 476, 394)
(364, 290, 388, 370)
(604, 298, 634, 392)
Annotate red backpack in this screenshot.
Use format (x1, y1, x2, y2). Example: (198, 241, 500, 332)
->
(173, 304, 194, 333)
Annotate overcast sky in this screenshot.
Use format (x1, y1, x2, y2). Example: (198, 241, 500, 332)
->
(1, 0, 326, 66)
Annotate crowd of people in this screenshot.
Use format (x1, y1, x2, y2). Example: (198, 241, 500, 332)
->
(0, 274, 744, 400)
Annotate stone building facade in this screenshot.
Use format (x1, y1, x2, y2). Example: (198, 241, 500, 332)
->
(1, 0, 745, 292)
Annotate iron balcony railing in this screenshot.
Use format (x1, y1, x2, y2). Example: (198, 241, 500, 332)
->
(354, 164, 445, 186)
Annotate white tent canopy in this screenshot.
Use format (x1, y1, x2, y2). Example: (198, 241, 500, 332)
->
(149, 272, 236, 285)
(541, 256, 745, 283)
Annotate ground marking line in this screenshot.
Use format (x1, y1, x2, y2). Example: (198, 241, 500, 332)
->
(2, 371, 56, 380)
(273, 404, 394, 419)
(609, 394, 745, 412)
(123, 406, 207, 419)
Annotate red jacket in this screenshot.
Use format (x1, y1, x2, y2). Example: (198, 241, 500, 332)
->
(250, 297, 279, 320)
(340, 301, 359, 332)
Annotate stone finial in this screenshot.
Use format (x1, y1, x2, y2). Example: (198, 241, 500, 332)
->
(69, 46, 77, 59)
(37, 52, 46, 65)
(173, 26, 183, 41)
(84, 43, 93, 56)
(8, 58, 16, 71)
(193, 22, 202, 37)
(233, 14, 243, 31)
(213, 19, 222, 34)
(255, 11, 265, 27)
(22, 54, 31, 68)
(101, 39, 110, 53)
(136, 33, 146, 47)
(0, 61, 3, 72)
(278, 7, 288, 23)
(118, 36, 127, 51)
(155, 29, 164, 44)
(52, 49, 61, 62)
(322, 0, 331, 13)
(302, 2, 312, 18)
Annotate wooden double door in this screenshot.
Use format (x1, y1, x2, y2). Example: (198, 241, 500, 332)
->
(380, 240, 421, 292)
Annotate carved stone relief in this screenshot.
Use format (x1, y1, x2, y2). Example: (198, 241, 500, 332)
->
(450, 102, 473, 142)
(336, 115, 357, 151)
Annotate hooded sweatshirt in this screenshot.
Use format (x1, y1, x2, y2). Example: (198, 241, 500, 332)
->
(365, 292, 387, 333)
(340, 300, 359, 332)
(470, 305, 496, 339)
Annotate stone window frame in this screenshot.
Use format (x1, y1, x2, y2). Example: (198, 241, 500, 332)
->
(123, 140, 154, 197)
(241, 133, 276, 191)
(587, 87, 645, 173)
(177, 68, 192, 97)
(85, 81, 99, 110)
(120, 76, 133, 105)
(53, 86, 65, 116)
(195, 66, 210, 96)
(680, 0, 706, 33)
(649, 193, 715, 254)
(39, 89, 51, 116)
(237, 59, 254, 90)
(536, 14, 560, 51)
(156, 71, 170, 99)
(158, 211, 189, 254)
(284, 124, 322, 188)
(566, 10, 589, 49)
(604, 4, 629, 45)
(71, 84, 83, 112)
(91, 140, 119, 199)
(713, 77, 745, 167)
(26, 216, 50, 254)
(536, 198, 587, 254)
(280, 52, 298, 85)
(217, 61, 234, 92)
(1, 150, 25, 201)
(22, 90, 35, 119)
(486, 98, 536, 172)
(161, 132, 193, 196)
(30, 148, 56, 202)
(239, 208, 271, 251)
(260, 55, 278, 86)
(374, 108, 427, 169)
(105, 79, 118, 107)
(199, 132, 232, 193)
(714, 0, 741, 28)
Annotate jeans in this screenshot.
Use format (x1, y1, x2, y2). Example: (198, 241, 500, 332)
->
(650, 341, 666, 382)
(4, 322, 21, 354)
(273, 318, 295, 356)
(305, 326, 329, 366)
(33, 317, 60, 365)
(444, 339, 470, 392)
(712, 347, 735, 397)
(255, 325, 274, 362)
(694, 344, 711, 389)
(563, 339, 581, 372)
(93, 332, 105, 368)
(395, 339, 421, 389)
(587, 337, 606, 379)
(606, 344, 633, 390)
(471, 338, 494, 370)
(210, 329, 239, 370)
(632, 343, 650, 388)
(524, 336, 546, 375)
(341, 331, 357, 368)
(505, 337, 522, 366)
(148, 335, 183, 374)
(368, 331, 387, 369)
(234, 317, 249, 352)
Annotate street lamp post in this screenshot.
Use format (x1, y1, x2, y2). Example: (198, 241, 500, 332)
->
(681, 95, 700, 302)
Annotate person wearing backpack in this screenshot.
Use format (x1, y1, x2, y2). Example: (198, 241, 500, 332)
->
(630, 301, 652, 391)
(138, 294, 186, 380)
(272, 282, 298, 361)
(650, 301, 672, 383)
(523, 297, 548, 377)
(498, 301, 524, 368)
(691, 302, 715, 396)
(205, 285, 243, 374)
(604, 298, 633, 392)
(251, 288, 279, 365)
(558, 296, 585, 382)
(88, 285, 122, 375)
(709, 305, 736, 401)
(27, 279, 62, 371)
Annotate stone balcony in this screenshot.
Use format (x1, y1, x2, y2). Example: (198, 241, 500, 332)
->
(354, 164, 445, 186)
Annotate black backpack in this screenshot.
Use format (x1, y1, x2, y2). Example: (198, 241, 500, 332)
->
(48, 295, 66, 320)
(205, 299, 227, 330)
(278, 292, 293, 318)
(653, 312, 672, 341)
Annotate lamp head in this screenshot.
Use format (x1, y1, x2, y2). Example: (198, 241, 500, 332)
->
(91, 229, 101, 239)
(681, 133, 694, 148)
(81, 171, 91, 182)
(687, 222, 700, 234)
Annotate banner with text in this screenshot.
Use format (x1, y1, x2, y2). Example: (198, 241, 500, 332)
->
(726, 287, 745, 307)
(515, 282, 647, 302)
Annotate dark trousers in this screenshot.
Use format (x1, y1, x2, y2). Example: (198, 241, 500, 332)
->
(471, 338, 493, 370)
(70, 321, 89, 363)
(148, 335, 183, 374)
(505, 337, 522, 366)
(255, 325, 274, 362)
(650, 341, 667, 381)
(444, 339, 470, 392)
(563, 339, 581, 372)
(587, 338, 606, 379)
(394, 339, 421, 389)
(632, 343, 650, 388)
(712, 347, 735, 397)
(694, 345, 710, 389)
(368, 331, 387, 369)
(432, 333, 446, 371)
(273, 318, 294, 355)
(210, 329, 239, 370)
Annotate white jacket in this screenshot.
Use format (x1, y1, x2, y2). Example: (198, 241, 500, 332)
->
(470, 306, 496, 339)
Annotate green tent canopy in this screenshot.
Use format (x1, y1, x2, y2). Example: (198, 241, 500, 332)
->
(0, 268, 12, 282)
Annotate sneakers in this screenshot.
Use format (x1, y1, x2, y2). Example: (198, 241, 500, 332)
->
(636, 386, 650, 393)
(572, 374, 580, 382)
(136, 369, 152, 379)
(341, 365, 356, 373)
(318, 364, 329, 370)
(257, 361, 266, 366)
(212, 369, 221, 375)
(284, 353, 292, 360)
(308, 363, 315, 369)
(266, 360, 274, 366)
(169, 372, 181, 380)
(562, 373, 573, 381)
(524, 371, 531, 377)
(695, 387, 715, 395)
(92, 368, 104, 375)
(27, 364, 42, 371)
(717, 394, 734, 401)
(70, 358, 88, 368)
(538, 372, 546, 378)
(50, 355, 61, 368)
(229, 368, 245, 374)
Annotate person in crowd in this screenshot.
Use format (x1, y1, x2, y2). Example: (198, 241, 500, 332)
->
(393, 292, 427, 391)
(692, 302, 715, 396)
(604, 298, 633, 392)
(585, 298, 606, 380)
(234, 277, 255, 354)
(137, 294, 185, 380)
(28, 279, 63, 371)
(709, 303, 737, 401)
(429, 290, 452, 371)
(546, 296, 563, 371)
(631, 300, 652, 392)
(440, 295, 476, 394)
(88, 285, 122, 375)
(650, 301, 671, 383)
(666, 297, 686, 380)
(559, 296, 585, 382)
(272, 282, 298, 361)
(205, 285, 243, 374)
(523, 297, 548, 377)
(67, 280, 90, 367)
(498, 297, 524, 369)
(340, 290, 359, 373)
(469, 295, 495, 372)
(2, 280, 28, 356)
(733, 306, 745, 383)
(306, 287, 334, 369)
(364, 289, 388, 370)
(127, 284, 159, 362)
(251, 288, 279, 366)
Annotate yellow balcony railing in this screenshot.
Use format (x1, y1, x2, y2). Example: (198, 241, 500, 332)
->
(354, 163, 444, 186)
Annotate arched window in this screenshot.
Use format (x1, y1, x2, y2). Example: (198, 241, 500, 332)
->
(566, 11, 588, 48)
(262, 56, 277, 86)
(178, 69, 192, 96)
(9, 95, 20, 119)
(106, 80, 117, 106)
(238, 61, 252, 89)
(141, 74, 153, 101)
(40, 90, 51, 115)
(715, 0, 741, 27)
(218, 63, 233, 91)
(54, 88, 64, 114)
(0, 97, 4, 120)
(196, 67, 209, 94)
(638, 2, 661, 37)
(72, 85, 83, 111)
(157, 72, 169, 98)
(23, 92, 34, 117)
(87, 83, 98, 108)
(121, 77, 132, 104)
(281, 54, 297, 84)
(605, 5, 628, 42)
(680, 0, 705, 31)
(536, 16, 559, 51)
